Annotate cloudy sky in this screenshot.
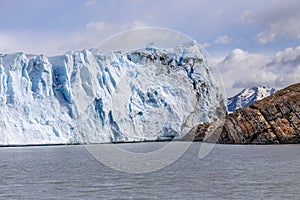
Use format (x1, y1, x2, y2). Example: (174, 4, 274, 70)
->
(0, 0, 299, 96)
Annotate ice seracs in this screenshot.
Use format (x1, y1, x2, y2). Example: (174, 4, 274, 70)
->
(0, 43, 226, 145)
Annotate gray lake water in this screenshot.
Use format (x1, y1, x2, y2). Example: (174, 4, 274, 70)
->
(0, 142, 299, 200)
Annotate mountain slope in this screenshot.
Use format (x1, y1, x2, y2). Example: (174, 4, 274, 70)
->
(188, 83, 300, 144)
(0, 43, 226, 145)
(227, 86, 276, 112)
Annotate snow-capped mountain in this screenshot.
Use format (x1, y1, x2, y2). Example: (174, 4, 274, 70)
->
(227, 86, 276, 113)
(0, 42, 226, 145)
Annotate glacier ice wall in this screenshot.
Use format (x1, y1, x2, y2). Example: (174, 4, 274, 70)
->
(0, 43, 225, 145)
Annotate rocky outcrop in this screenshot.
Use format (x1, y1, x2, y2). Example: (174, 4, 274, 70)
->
(185, 83, 300, 144)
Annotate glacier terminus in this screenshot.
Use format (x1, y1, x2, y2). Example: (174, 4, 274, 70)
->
(0, 42, 226, 145)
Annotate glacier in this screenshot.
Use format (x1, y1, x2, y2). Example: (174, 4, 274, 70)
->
(0, 42, 225, 145)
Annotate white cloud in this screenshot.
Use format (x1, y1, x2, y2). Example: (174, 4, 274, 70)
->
(85, 0, 97, 7)
(0, 20, 194, 55)
(0, 32, 68, 55)
(0, 34, 12, 53)
(0, 20, 192, 55)
(94, 26, 192, 53)
(201, 42, 211, 48)
(0, 20, 151, 55)
(213, 35, 231, 45)
(217, 46, 300, 97)
(256, 32, 277, 45)
(73, 20, 151, 52)
(256, 17, 300, 44)
(268, 46, 300, 71)
(240, 1, 300, 44)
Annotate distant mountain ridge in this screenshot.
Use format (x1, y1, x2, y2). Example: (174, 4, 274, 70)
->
(227, 86, 276, 112)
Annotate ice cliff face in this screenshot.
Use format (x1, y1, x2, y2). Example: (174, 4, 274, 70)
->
(0, 43, 225, 145)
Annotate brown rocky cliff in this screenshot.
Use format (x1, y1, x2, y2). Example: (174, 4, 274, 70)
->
(185, 83, 300, 144)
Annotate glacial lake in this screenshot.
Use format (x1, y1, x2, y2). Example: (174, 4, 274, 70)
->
(0, 142, 299, 199)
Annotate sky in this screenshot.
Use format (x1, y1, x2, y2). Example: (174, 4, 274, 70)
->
(0, 0, 299, 96)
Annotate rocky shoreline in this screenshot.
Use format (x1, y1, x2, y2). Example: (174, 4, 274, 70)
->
(184, 83, 300, 144)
